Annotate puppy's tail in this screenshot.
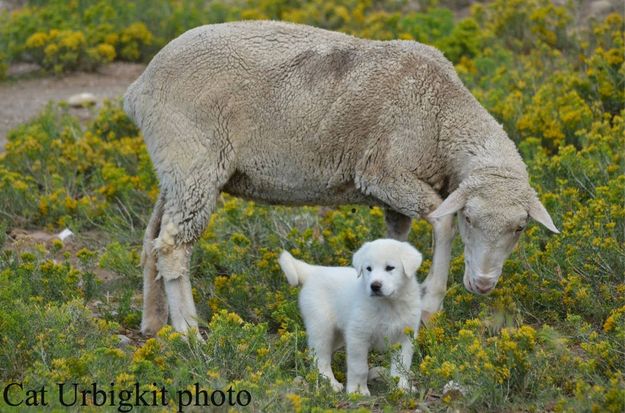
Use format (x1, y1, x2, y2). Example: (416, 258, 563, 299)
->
(279, 251, 312, 286)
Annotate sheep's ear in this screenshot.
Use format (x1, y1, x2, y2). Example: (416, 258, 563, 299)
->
(400, 243, 422, 278)
(352, 242, 370, 278)
(529, 196, 560, 233)
(429, 189, 467, 219)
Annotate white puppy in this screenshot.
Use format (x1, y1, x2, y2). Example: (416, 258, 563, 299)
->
(279, 239, 423, 395)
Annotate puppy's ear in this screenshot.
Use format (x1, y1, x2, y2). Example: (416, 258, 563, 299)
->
(400, 243, 422, 278)
(352, 242, 370, 278)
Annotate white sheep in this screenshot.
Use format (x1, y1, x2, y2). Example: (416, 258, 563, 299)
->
(124, 21, 559, 335)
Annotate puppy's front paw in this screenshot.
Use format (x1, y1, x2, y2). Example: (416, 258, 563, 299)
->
(330, 380, 344, 392)
(397, 377, 417, 392)
(347, 384, 370, 396)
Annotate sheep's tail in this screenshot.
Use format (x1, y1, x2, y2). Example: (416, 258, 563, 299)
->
(123, 82, 138, 124)
(123, 76, 146, 128)
(279, 251, 313, 286)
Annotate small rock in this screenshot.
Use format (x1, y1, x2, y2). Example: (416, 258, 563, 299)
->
(585, 0, 623, 20)
(56, 228, 74, 242)
(67, 92, 97, 108)
(442, 380, 467, 400)
(117, 334, 132, 347)
(292, 376, 306, 387)
(367, 366, 387, 382)
(588, 0, 616, 19)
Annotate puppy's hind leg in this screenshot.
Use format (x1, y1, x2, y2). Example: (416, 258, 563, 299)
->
(307, 324, 343, 392)
(390, 334, 416, 391)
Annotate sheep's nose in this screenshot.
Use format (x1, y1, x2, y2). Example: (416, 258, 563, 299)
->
(370, 281, 382, 293)
(474, 276, 496, 294)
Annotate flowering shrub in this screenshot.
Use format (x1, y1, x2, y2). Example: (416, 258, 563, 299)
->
(0, 1, 624, 411)
(0, 100, 156, 232)
(0, 0, 225, 74)
(23, 28, 117, 73)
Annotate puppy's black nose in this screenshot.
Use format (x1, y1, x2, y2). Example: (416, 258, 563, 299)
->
(370, 281, 382, 293)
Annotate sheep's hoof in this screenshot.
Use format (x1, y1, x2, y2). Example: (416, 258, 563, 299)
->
(420, 310, 439, 327)
(141, 318, 167, 336)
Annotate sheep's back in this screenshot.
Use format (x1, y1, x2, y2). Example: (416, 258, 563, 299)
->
(124, 21, 469, 202)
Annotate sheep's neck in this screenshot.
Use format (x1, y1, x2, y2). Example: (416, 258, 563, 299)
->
(441, 105, 527, 191)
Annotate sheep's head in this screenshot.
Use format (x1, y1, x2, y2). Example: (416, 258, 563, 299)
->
(429, 171, 559, 295)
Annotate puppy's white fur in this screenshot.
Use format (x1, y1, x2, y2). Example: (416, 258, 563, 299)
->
(279, 239, 423, 395)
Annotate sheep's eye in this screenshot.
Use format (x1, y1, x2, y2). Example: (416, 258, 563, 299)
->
(465, 215, 471, 225)
(515, 225, 525, 233)
(385, 265, 395, 272)
(366, 266, 372, 272)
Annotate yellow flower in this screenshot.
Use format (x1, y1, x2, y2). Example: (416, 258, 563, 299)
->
(105, 33, 119, 46)
(496, 366, 511, 383)
(38, 198, 48, 215)
(96, 43, 116, 61)
(64, 195, 77, 211)
(115, 373, 135, 384)
(59, 31, 85, 50)
(214, 275, 228, 290)
(603, 306, 625, 332)
(438, 361, 456, 378)
(26, 32, 48, 48)
(226, 311, 244, 325)
(285, 393, 302, 412)
(44, 43, 59, 57)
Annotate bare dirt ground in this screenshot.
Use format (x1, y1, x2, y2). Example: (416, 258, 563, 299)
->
(0, 62, 145, 150)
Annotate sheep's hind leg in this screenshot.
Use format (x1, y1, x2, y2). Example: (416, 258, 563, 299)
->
(140, 195, 168, 335)
(153, 140, 233, 336)
(384, 208, 412, 241)
(155, 237, 197, 334)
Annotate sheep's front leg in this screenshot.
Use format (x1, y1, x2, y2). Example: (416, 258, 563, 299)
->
(358, 169, 442, 219)
(358, 169, 454, 320)
(421, 214, 455, 322)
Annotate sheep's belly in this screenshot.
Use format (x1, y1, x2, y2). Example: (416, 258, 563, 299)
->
(222, 171, 375, 206)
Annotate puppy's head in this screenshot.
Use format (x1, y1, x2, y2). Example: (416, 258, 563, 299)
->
(352, 239, 422, 298)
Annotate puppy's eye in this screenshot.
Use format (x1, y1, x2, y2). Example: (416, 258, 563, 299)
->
(515, 225, 525, 233)
(385, 265, 395, 272)
(366, 266, 372, 272)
